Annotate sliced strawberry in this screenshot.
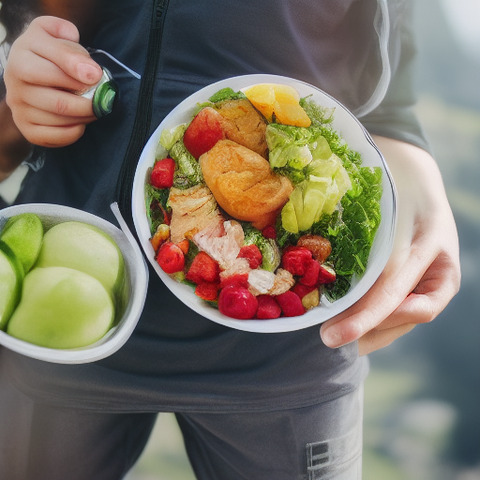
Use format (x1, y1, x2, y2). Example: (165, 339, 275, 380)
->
(261, 225, 277, 239)
(255, 295, 281, 319)
(292, 282, 317, 299)
(186, 251, 220, 284)
(218, 285, 258, 319)
(317, 264, 336, 284)
(220, 273, 249, 289)
(276, 290, 305, 317)
(156, 241, 185, 274)
(195, 282, 220, 302)
(183, 107, 226, 158)
(150, 157, 175, 188)
(238, 244, 262, 269)
(281, 246, 313, 276)
(299, 258, 321, 287)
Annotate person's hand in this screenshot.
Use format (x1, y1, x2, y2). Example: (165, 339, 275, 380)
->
(320, 135, 461, 355)
(4, 16, 103, 148)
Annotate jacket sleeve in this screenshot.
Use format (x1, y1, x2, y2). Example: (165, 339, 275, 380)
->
(361, 0, 431, 153)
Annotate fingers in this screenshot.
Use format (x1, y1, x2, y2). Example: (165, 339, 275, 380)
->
(4, 16, 103, 147)
(24, 16, 102, 87)
(319, 137, 461, 354)
(320, 240, 430, 348)
(358, 323, 416, 356)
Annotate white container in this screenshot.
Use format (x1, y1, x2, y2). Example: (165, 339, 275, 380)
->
(0, 202, 149, 363)
(132, 74, 397, 333)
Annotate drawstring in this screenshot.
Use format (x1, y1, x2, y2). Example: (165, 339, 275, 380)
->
(354, 0, 392, 118)
(86, 48, 142, 80)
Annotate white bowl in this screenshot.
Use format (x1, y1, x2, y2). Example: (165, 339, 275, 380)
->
(132, 74, 396, 333)
(0, 202, 149, 363)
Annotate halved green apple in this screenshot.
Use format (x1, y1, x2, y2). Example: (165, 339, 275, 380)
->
(35, 221, 125, 299)
(7, 266, 115, 349)
(0, 213, 43, 274)
(0, 241, 24, 330)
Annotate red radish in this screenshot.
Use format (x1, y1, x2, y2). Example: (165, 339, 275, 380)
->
(218, 285, 258, 319)
(156, 242, 185, 274)
(183, 107, 226, 158)
(276, 291, 305, 317)
(256, 295, 281, 319)
(317, 264, 336, 284)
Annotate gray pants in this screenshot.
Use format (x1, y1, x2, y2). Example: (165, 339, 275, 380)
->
(0, 360, 363, 480)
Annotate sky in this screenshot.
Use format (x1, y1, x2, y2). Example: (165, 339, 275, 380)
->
(441, 0, 480, 60)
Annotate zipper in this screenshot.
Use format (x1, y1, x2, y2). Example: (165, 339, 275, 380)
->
(115, 0, 170, 228)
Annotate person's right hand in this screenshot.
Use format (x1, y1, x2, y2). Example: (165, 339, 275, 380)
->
(4, 16, 103, 148)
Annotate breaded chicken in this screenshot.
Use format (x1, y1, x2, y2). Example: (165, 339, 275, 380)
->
(199, 139, 293, 229)
(215, 99, 268, 157)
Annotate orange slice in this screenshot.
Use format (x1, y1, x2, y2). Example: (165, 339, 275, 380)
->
(244, 83, 311, 127)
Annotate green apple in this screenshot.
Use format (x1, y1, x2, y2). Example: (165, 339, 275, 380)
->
(7, 266, 115, 349)
(0, 213, 44, 274)
(0, 242, 23, 330)
(35, 221, 125, 299)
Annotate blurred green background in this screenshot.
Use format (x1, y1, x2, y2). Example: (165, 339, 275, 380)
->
(1, 1, 477, 479)
(126, 2, 480, 479)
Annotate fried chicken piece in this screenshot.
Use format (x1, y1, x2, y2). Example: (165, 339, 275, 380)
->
(199, 139, 293, 229)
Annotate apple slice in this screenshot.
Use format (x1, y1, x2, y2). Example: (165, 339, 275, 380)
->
(35, 221, 125, 299)
(0, 242, 23, 330)
(0, 213, 44, 275)
(7, 266, 115, 349)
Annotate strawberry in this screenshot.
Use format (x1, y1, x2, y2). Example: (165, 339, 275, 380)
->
(281, 246, 313, 276)
(238, 244, 262, 269)
(299, 258, 321, 287)
(195, 282, 220, 302)
(218, 284, 258, 319)
(150, 157, 175, 189)
(186, 251, 220, 284)
(276, 290, 305, 317)
(261, 225, 277, 239)
(292, 282, 317, 299)
(255, 295, 281, 319)
(183, 107, 226, 158)
(220, 273, 249, 289)
(156, 241, 185, 274)
(317, 264, 336, 284)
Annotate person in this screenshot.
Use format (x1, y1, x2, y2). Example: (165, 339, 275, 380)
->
(0, 1, 461, 479)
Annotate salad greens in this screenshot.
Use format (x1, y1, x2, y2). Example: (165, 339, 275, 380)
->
(243, 224, 281, 272)
(159, 126, 203, 190)
(273, 96, 383, 300)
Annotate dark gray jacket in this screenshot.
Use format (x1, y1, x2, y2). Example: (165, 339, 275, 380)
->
(8, 0, 426, 412)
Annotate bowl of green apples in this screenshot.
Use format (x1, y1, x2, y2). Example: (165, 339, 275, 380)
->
(0, 203, 148, 364)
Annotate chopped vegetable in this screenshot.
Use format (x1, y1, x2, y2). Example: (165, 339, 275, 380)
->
(150, 157, 176, 189)
(156, 242, 185, 274)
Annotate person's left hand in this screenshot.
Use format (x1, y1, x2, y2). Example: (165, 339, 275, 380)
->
(320, 136, 461, 355)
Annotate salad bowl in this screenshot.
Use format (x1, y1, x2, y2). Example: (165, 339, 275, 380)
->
(132, 74, 396, 333)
